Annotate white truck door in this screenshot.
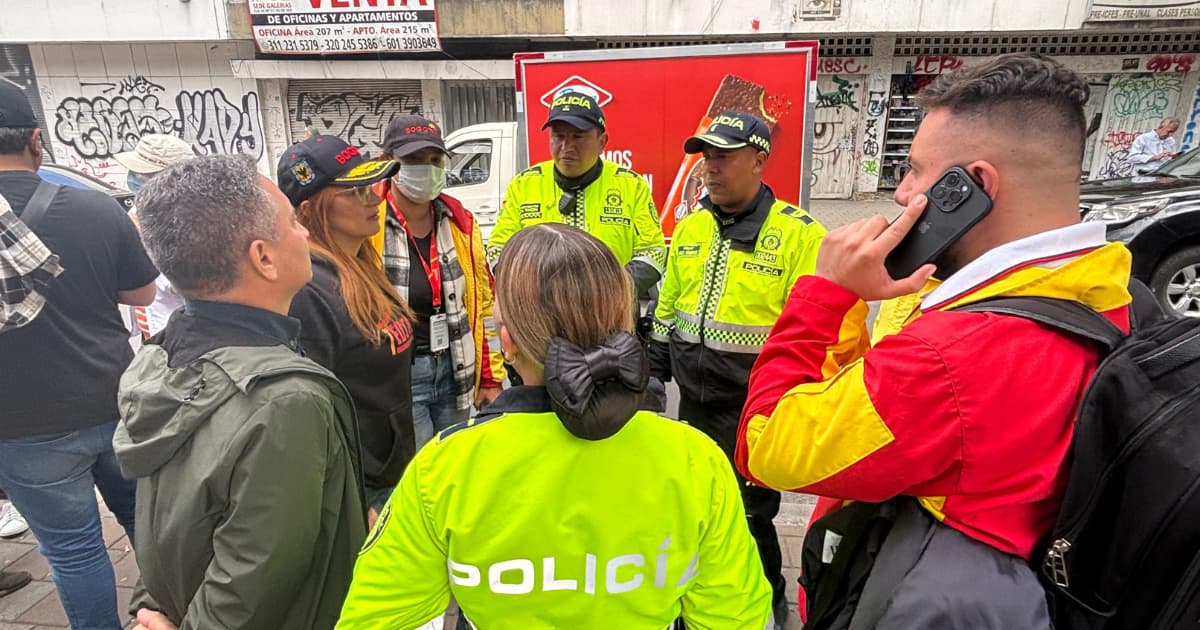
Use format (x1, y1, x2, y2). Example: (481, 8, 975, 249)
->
(444, 124, 512, 242)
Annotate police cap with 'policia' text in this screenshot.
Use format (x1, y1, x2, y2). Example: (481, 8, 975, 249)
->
(684, 111, 771, 155)
(542, 92, 606, 132)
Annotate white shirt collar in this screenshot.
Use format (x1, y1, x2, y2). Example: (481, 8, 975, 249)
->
(921, 222, 1107, 309)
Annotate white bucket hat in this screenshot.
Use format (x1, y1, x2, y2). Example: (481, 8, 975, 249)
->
(114, 135, 196, 174)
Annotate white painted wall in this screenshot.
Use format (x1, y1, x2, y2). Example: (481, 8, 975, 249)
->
(564, 0, 1094, 36)
(0, 0, 229, 43)
(30, 41, 268, 185)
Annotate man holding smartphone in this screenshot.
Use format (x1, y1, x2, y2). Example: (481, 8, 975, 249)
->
(647, 111, 826, 628)
(735, 54, 1134, 627)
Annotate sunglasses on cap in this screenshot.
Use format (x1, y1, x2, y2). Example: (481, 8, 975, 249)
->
(334, 185, 381, 205)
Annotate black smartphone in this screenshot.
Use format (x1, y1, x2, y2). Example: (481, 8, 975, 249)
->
(884, 166, 993, 280)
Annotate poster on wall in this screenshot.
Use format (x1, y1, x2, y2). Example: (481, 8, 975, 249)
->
(1087, 0, 1200, 20)
(248, 0, 441, 55)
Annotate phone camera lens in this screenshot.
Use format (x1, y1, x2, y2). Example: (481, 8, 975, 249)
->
(946, 174, 961, 187)
(932, 186, 947, 200)
(948, 190, 963, 204)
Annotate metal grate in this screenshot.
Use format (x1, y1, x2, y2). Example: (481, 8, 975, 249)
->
(895, 31, 1200, 56)
(597, 37, 873, 57)
(286, 79, 424, 159)
(442, 80, 516, 134)
(0, 45, 54, 162)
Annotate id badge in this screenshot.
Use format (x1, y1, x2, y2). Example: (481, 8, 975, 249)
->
(429, 312, 450, 353)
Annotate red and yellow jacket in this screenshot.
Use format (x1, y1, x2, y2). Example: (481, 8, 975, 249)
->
(736, 224, 1132, 561)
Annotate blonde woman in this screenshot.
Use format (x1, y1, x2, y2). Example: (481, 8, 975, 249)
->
(278, 135, 416, 516)
(336, 224, 772, 630)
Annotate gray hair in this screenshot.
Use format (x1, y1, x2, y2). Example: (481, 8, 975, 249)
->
(136, 154, 277, 297)
(1160, 118, 1181, 128)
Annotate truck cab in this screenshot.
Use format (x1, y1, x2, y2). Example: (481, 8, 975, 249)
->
(443, 121, 518, 242)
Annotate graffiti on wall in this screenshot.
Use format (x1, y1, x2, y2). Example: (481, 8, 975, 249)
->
(810, 121, 857, 192)
(291, 91, 422, 156)
(1182, 82, 1200, 152)
(857, 72, 890, 191)
(52, 75, 263, 185)
(816, 76, 861, 112)
(1091, 73, 1184, 180)
(1145, 54, 1196, 74)
(818, 57, 864, 74)
(1109, 74, 1182, 119)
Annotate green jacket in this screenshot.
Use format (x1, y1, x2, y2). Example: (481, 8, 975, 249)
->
(336, 386, 771, 630)
(113, 307, 367, 630)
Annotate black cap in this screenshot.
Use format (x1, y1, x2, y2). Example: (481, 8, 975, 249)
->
(542, 92, 605, 131)
(383, 115, 447, 158)
(277, 135, 399, 207)
(0, 80, 38, 129)
(684, 111, 772, 155)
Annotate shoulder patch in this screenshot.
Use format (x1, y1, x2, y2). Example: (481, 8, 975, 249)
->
(615, 167, 638, 178)
(516, 165, 544, 178)
(780, 206, 814, 224)
(436, 411, 504, 440)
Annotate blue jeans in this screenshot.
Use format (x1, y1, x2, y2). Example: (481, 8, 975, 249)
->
(0, 421, 136, 630)
(412, 352, 470, 448)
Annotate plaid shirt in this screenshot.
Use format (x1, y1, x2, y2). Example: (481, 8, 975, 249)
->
(383, 197, 484, 411)
(0, 193, 62, 333)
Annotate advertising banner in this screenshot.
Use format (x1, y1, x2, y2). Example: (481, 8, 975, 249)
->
(1087, 0, 1200, 20)
(516, 42, 818, 237)
(249, 0, 440, 55)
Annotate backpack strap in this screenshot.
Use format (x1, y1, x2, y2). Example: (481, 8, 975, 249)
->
(17, 180, 61, 230)
(954, 296, 1125, 351)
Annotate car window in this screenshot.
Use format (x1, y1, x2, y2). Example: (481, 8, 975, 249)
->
(446, 140, 493, 188)
(1158, 148, 1200, 178)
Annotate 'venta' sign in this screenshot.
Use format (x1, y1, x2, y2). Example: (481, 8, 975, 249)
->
(249, 0, 441, 55)
(1087, 0, 1200, 20)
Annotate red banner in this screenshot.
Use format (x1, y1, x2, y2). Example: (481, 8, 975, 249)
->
(517, 43, 817, 237)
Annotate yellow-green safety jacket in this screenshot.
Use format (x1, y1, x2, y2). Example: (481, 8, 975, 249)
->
(488, 159, 667, 292)
(649, 184, 826, 409)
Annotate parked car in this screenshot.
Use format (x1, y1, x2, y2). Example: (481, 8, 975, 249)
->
(38, 163, 135, 211)
(1081, 147, 1200, 317)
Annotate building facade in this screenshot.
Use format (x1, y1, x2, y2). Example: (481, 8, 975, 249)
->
(0, 0, 1197, 198)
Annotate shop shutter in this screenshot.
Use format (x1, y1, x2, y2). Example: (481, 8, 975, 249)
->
(287, 79, 423, 158)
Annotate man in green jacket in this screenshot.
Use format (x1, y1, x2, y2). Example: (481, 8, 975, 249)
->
(112, 154, 367, 630)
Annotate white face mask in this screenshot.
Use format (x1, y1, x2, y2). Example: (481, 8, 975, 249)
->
(394, 164, 446, 202)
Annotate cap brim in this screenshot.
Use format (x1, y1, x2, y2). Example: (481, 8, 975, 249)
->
(113, 151, 169, 174)
(683, 134, 749, 154)
(542, 114, 602, 131)
(333, 160, 400, 186)
(390, 140, 448, 158)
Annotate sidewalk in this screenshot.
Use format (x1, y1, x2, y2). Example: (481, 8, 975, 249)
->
(0, 497, 816, 629)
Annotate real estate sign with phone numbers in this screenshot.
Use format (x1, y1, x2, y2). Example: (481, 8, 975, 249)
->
(248, 0, 441, 54)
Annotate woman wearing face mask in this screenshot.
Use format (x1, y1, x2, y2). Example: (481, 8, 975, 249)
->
(373, 115, 505, 446)
(278, 135, 416, 520)
(115, 134, 196, 339)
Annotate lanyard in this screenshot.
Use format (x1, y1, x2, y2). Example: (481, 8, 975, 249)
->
(389, 190, 442, 310)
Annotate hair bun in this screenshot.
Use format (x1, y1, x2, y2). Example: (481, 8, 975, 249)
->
(544, 331, 649, 441)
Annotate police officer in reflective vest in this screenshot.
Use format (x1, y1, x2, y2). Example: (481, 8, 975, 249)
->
(488, 92, 667, 298)
(648, 111, 827, 627)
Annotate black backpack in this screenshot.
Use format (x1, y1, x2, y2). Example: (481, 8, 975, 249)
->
(959, 285, 1200, 630)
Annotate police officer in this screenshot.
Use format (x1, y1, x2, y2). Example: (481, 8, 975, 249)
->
(488, 92, 666, 298)
(648, 111, 827, 627)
